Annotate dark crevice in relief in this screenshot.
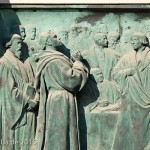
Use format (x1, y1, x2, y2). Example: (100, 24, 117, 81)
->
(0, 8, 21, 56)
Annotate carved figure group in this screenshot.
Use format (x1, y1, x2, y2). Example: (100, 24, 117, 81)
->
(0, 22, 149, 150)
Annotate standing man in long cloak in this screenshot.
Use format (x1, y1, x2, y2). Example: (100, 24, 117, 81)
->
(0, 34, 38, 150)
(112, 32, 150, 150)
(34, 31, 88, 150)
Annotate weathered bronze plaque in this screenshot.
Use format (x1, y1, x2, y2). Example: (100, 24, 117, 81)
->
(0, 4, 149, 150)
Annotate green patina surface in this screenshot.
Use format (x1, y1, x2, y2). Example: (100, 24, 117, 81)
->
(0, 7, 149, 150)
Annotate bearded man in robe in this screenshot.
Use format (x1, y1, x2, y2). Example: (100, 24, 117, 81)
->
(0, 34, 38, 150)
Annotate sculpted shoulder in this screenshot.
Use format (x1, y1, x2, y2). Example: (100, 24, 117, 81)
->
(0, 57, 9, 66)
(0, 56, 17, 71)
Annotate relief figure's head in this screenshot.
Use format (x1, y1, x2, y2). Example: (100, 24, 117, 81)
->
(6, 34, 22, 59)
(131, 32, 149, 51)
(26, 25, 36, 40)
(108, 31, 120, 49)
(93, 33, 108, 48)
(47, 30, 62, 48)
(90, 68, 104, 83)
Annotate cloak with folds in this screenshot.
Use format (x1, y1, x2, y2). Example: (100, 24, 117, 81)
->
(112, 47, 150, 150)
(34, 50, 88, 150)
(0, 50, 36, 150)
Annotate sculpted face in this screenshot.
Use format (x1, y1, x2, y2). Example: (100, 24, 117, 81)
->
(94, 34, 108, 47)
(47, 34, 62, 47)
(95, 70, 104, 83)
(20, 28, 26, 40)
(11, 38, 22, 59)
(131, 35, 143, 51)
(91, 69, 104, 83)
(29, 28, 36, 40)
(108, 36, 120, 49)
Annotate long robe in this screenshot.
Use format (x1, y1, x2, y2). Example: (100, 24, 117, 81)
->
(0, 50, 36, 150)
(112, 47, 150, 150)
(34, 50, 88, 150)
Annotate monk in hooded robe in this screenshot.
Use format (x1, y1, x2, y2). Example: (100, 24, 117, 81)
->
(33, 31, 88, 150)
(112, 32, 150, 150)
(0, 34, 38, 150)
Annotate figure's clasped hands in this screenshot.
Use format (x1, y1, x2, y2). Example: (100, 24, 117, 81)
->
(71, 51, 83, 62)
